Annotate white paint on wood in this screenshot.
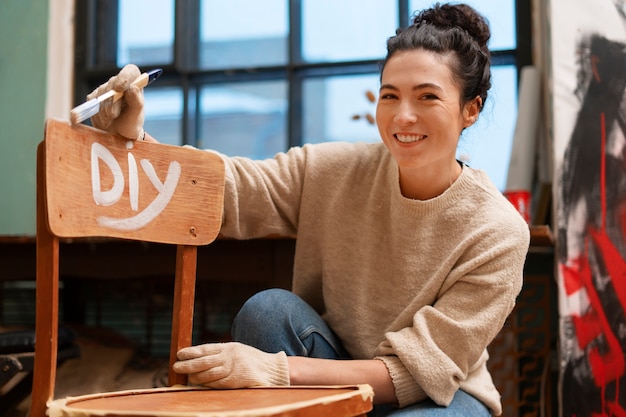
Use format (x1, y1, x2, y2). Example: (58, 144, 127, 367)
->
(90, 142, 182, 231)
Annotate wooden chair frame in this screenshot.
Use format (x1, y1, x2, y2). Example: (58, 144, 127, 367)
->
(31, 118, 224, 416)
(30, 119, 372, 417)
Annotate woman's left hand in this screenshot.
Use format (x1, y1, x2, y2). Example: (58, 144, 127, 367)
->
(173, 342, 290, 388)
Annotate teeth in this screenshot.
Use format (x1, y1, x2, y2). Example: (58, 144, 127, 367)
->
(395, 134, 425, 143)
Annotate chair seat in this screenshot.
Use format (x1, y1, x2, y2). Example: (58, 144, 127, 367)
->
(47, 385, 374, 417)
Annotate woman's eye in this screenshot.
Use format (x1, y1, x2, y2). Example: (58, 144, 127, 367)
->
(380, 93, 397, 100)
(421, 94, 438, 100)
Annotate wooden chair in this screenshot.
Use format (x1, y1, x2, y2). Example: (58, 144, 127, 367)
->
(31, 119, 373, 417)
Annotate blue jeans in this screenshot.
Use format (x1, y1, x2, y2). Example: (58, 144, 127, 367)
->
(231, 288, 491, 417)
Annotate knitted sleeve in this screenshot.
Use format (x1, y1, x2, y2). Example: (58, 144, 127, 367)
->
(218, 148, 308, 239)
(375, 212, 530, 410)
(218, 141, 373, 239)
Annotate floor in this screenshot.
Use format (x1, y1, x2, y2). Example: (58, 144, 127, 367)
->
(7, 326, 169, 417)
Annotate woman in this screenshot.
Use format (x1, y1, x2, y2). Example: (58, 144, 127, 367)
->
(87, 4, 529, 416)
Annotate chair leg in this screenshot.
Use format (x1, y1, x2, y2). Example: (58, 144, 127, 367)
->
(30, 142, 61, 417)
(168, 245, 197, 386)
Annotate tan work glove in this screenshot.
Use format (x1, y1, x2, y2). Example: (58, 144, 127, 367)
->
(173, 342, 290, 389)
(87, 64, 145, 140)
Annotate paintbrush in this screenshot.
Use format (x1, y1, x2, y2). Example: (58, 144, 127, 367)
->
(70, 68, 163, 125)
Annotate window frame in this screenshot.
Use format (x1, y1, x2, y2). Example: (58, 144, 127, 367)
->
(74, 0, 532, 149)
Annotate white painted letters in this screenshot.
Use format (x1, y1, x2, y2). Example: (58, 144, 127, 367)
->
(90, 143, 181, 231)
(91, 143, 124, 206)
(128, 152, 139, 211)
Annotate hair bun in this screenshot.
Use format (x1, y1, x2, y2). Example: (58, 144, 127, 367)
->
(413, 3, 490, 49)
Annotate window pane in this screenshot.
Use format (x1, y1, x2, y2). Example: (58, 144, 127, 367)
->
(118, 0, 175, 66)
(458, 65, 518, 191)
(198, 81, 288, 159)
(302, 0, 398, 63)
(144, 88, 183, 146)
(200, 0, 288, 69)
(408, 0, 516, 50)
(303, 74, 380, 144)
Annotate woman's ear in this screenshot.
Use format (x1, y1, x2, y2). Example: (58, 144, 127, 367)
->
(463, 96, 482, 127)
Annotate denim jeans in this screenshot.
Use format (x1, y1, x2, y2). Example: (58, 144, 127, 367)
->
(231, 288, 491, 417)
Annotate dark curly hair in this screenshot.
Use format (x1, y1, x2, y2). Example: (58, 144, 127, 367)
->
(381, 3, 491, 111)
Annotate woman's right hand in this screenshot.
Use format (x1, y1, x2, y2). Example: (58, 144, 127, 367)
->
(87, 64, 145, 141)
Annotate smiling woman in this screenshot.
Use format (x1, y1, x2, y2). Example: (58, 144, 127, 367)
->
(85, 3, 530, 416)
(376, 49, 482, 200)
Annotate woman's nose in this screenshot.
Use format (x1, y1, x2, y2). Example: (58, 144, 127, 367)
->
(394, 103, 418, 125)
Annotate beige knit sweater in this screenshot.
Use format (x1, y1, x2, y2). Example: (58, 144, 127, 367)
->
(218, 141, 530, 415)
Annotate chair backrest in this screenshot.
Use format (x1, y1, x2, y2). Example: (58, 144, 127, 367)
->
(31, 118, 225, 417)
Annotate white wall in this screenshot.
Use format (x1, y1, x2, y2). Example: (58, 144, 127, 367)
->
(46, 0, 75, 120)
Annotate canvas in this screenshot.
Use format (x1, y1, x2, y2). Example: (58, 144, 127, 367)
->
(551, 0, 626, 415)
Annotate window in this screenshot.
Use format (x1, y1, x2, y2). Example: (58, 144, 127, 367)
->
(74, 0, 531, 191)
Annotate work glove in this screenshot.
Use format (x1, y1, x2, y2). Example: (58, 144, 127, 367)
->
(173, 342, 290, 389)
(87, 64, 145, 140)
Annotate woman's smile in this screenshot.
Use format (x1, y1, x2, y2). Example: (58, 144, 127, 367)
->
(395, 133, 426, 143)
